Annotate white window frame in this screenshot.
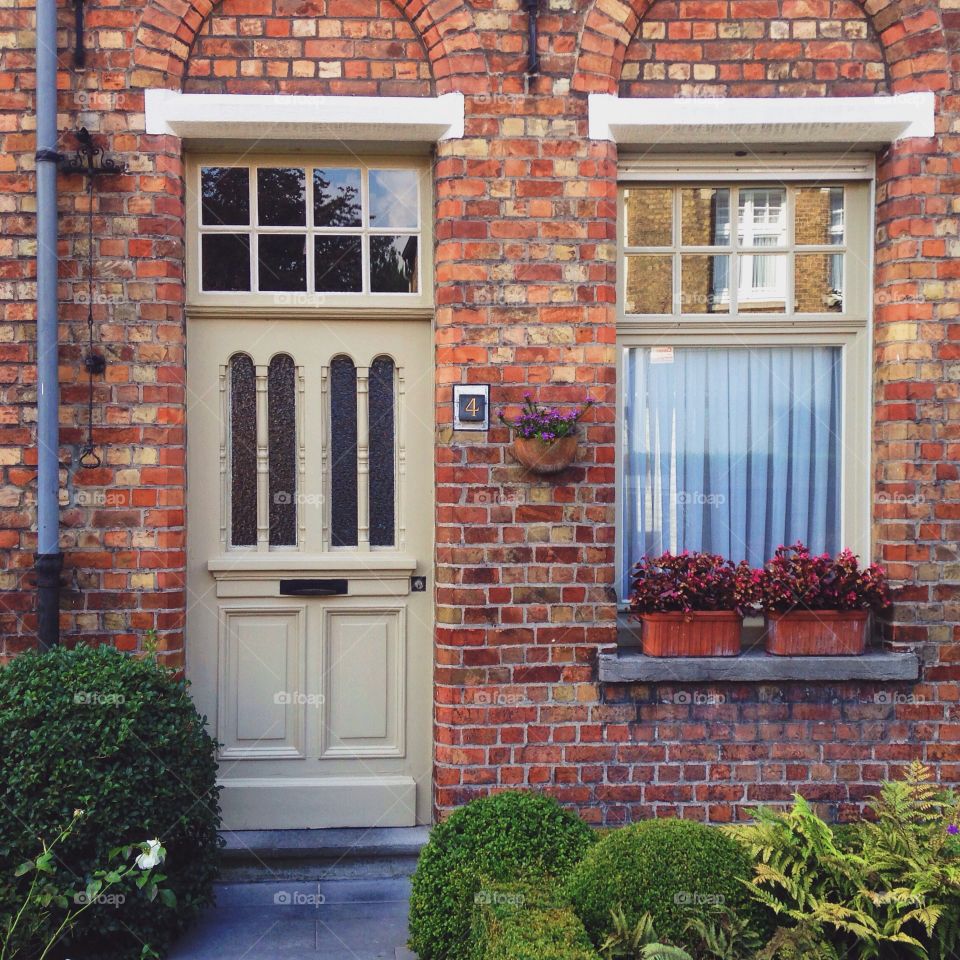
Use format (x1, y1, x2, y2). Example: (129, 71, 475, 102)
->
(615, 155, 875, 604)
(185, 153, 434, 313)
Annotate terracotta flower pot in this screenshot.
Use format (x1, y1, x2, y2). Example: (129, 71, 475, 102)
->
(512, 435, 577, 474)
(765, 609, 869, 656)
(640, 611, 742, 657)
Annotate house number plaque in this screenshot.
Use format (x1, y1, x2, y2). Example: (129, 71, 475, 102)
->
(453, 384, 489, 431)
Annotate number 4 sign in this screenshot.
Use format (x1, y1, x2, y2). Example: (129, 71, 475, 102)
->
(453, 385, 490, 432)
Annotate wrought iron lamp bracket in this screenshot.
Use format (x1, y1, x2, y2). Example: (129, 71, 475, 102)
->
(60, 127, 128, 178)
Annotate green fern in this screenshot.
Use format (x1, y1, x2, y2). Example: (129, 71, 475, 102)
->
(684, 908, 764, 960)
(728, 764, 960, 960)
(598, 906, 693, 960)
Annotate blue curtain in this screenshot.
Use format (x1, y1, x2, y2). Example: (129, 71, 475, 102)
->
(622, 345, 842, 597)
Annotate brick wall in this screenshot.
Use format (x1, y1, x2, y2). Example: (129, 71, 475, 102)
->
(620, 0, 888, 98)
(1, 0, 959, 821)
(184, 0, 434, 96)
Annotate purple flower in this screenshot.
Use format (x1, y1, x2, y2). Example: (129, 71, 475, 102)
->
(948, 824, 958, 836)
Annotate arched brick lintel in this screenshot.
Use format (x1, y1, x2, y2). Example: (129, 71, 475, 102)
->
(573, 0, 952, 95)
(131, 0, 487, 94)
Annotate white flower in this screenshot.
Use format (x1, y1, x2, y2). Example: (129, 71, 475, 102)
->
(135, 839, 165, 870)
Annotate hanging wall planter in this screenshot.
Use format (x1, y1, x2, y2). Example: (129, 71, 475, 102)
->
(512, 434, 578, 474)
(498, 392, 593, 476)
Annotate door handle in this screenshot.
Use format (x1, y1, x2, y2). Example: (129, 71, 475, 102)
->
(278, 578, 348, 597)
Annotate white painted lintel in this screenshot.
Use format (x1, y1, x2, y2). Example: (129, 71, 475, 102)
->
(589, 92, 935, 146)
(145, 89, 465, 142)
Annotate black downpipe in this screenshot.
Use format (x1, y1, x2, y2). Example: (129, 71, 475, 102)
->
(525, 0, 539, 75)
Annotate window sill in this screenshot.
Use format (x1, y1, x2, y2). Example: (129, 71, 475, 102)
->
(599, 648, 920, 684)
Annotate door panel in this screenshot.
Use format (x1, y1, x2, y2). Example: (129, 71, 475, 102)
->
(186, 317, 433, 829)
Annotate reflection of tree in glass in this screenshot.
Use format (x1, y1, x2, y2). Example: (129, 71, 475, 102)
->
(201, 167, 249, 225)
(258, 168, 305, 226)
(371, 236, 417, 293)
(314, 171, 361, 227)
(315, 237, 362, 293)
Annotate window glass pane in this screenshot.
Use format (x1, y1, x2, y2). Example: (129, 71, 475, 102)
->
(681, 187, 730, 246)
(624, 255, 672, 314)
(738, 188, 787, 247)
(795, 253, 844, 313)
(680, 255, 730, 314)
(315, 236, 362, 293)
(257, 168, 306, 227)
(202, 234, 250, 292)
(230, 354, 257, 547)
(201, 167, 249, 226)
(330, 356, 358, 547)
(624, 187, 672, 246)
(268, 354, 297, 547)
(738, 253, 786, 313)
(368, 356, 396, 548)
(371, 235, 418, 293)
(621, 345, 842, 592)
(314, 168, 362, 227)
(258, 234, 307, 292)
(369, 169, 419, 229)
(795, 186, 844, 245)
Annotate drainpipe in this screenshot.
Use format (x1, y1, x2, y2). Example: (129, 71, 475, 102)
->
(34, 0, 63, 649)
(524, 0, 539, 76)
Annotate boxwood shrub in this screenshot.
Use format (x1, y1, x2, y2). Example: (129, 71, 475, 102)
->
(564, 818, 764, 949)
(0, 644, 221, 959)
(408, 791, 596, 960)
(470, 881, 599, 960)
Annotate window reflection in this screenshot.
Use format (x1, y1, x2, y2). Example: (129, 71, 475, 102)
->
(369, 169, 419, 229)
(371, 236, 418, 293)
(314, 169, 362, 227)
(257, 168, 306, 227)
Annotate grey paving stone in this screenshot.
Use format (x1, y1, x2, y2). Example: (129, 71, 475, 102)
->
(168, 878, 412, 960)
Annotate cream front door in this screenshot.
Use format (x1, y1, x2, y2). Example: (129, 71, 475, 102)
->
(186, 316, 433, 829)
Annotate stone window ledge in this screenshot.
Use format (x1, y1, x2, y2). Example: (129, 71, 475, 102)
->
(599, 648, 920, 684)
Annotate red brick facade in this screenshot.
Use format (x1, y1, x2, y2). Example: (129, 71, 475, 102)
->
(1, 0, 959, 823)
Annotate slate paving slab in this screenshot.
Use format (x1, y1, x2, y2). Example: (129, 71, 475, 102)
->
(168, 878, 412, 960)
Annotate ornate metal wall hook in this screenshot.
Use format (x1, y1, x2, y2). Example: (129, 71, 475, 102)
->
(60, 128, 128, 177)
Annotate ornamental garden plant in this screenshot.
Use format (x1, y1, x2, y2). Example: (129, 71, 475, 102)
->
(755, 543, 892, 655)
(0, 644, 221, 960)
(497, 393, 594, 474)
(414, 767, 960, 960)
(629, 551, 758, 657)
(629, 545, 892, 658)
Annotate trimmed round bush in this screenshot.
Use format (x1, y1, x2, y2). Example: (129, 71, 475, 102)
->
(564, 818, 762, 948)
(0, 644, 221, 959)
(408, 791, 596, 960)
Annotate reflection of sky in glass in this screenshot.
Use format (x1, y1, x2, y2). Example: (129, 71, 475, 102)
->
(369, 169, 418, 229)
(314, 168, 361, 227)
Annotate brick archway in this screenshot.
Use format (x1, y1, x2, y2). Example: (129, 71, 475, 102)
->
(572, 0, 951, 94)
(132, 0, 487, 94)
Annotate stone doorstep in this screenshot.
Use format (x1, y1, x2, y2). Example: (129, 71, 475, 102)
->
(219, 826, 430, 883)
(599, 648, 921, 683)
